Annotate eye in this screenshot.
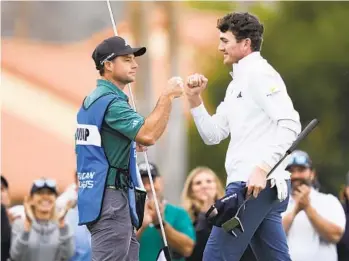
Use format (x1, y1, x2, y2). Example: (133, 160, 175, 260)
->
(194, 181, 202, 186)
(206, 179, 213, 184)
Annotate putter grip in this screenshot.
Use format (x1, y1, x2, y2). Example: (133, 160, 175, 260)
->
(287, 119, 319, 154)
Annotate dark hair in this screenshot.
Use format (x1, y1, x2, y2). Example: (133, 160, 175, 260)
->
(74, 170, 78, 185)
(217, 12, 264, 52)
(99, 67, 105, 76)
(98, 56, 118, 76)
(1, 176, 9, 189)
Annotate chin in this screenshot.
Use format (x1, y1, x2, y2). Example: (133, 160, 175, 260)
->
(223, 58, 234, 66)
(128, 75, 137, 83)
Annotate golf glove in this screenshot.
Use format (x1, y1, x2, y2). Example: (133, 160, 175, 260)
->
(270, 178, 288, 202)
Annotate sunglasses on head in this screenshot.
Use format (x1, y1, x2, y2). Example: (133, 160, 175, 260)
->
(33, 179, 56, 189)
(290, 155, 308, 165)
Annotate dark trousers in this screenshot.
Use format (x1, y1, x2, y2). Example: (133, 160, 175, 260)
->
(203, 181, 291, 261)
(88, 189, 139, 261)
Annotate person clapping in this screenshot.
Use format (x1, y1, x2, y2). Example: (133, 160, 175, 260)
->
(10, 178, 74, 261)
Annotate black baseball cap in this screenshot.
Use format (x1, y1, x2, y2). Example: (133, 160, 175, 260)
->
(138, 162, 160, 178)
(92, 36, 146, 70)
(286, 150, 313, 171)
(30, 178, 58, 195)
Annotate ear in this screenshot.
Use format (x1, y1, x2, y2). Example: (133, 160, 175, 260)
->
(244, 38, 252, 51)
(104, 61, 113, 73)
(310, 169, 316, 181)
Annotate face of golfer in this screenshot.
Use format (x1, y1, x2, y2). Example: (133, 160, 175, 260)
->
(104, 54, 138, 85)
(191, 171, 217, 202)
(218, 31, 251, 66)
(142, 176, 163, 201)
(289, 166, 314, 190)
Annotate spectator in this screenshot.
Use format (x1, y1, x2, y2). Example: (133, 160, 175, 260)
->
(136, 162, 195, 261)
(282, 150, 346, 261)
(337, 171, 349, 261)
(1, 176, 11, 261)
(181, 167, 257, 261)
(10, 178, 74, 261)
(181, 166, 224, 261)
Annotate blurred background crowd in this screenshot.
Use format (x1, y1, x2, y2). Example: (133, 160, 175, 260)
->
(1, 1, 349, 261)
(1, 157, 349, 261)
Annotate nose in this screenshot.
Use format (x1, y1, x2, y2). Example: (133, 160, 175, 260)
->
(291, 171, 303, 179)
(201, 182, 209, 190)
(132, 59, 138, 69)
(218, 43, 225, 52)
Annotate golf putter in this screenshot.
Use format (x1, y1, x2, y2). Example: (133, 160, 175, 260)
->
(221, 119, 319, 235)
(221, 197, 249, 234)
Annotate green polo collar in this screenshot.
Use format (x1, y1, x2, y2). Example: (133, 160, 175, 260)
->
(97, 79, 128, 101)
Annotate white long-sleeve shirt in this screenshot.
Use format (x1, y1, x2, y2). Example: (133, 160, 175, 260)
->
(191, 52, 301, 185)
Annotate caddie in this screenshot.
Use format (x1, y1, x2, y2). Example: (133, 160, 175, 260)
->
(75, 36, 183, 261)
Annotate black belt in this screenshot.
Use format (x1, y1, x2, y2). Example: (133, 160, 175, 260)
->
(109, 167, 132, 191)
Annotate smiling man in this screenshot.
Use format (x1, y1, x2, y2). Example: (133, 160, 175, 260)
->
(184, 12, 301, 261)
(76, 36, 184, 261)
(282, 150, 346, 261)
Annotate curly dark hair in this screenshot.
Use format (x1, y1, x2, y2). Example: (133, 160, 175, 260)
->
(217, 12, 264, 52)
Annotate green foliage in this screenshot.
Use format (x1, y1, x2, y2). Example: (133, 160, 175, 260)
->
(185, 1, 238, 12)
(188, 1, 349, 194)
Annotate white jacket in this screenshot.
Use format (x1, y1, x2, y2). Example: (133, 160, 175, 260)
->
(191, 52, 301, 185)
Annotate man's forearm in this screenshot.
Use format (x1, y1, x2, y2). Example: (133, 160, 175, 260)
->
(136, 95, 173, 145)
(158, 223, 194, 257)
(305, 205, 344, 243)
(282, 210, 297, 234)
(146, 95, 173, 140)
(260, 120, 300, 171)
(187, 95, 203, 109)
(190, 99, 230, 145)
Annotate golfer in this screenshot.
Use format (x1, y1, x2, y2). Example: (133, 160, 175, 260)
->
(75, 36, 183, 261)
(185, 12, 301, 261)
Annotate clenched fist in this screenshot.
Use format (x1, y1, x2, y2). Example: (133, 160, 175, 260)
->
(185, 74, 208, 108)
(162, 76, 184, 99)
(186, 73, 208, 91)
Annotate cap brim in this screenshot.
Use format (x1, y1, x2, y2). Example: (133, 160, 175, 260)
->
(119, 47, 146, 57)
(286, 164, 310, 171)
(140, 173, 157, 178)
(132, 47, 146, 57)
(31, 186, 58, 195)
